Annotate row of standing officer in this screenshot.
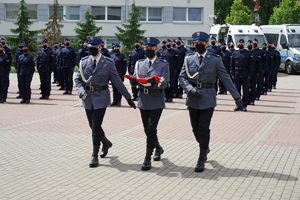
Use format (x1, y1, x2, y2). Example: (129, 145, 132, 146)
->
(0, 38, 11, 103)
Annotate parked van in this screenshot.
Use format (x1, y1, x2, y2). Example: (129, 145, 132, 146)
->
(260, 24, 300, 75)
(209, 24, 268, 48)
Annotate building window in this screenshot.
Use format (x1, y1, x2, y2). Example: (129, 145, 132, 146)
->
(65, 6, 80, 20)
(91, 6, 121, 21)
(173, 7, 202, 22)
(5, 4, 37, 20)
(139, 7, 162, 21)
(49, 6, 64, 19)
(106, 39, 119, 49)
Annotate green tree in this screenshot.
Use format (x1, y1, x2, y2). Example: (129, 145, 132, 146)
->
(40, 0, 64, 46)
(257, 0, 279, 25)
(115, 1, 146, 58)
(214, 0, 233, 24)
(225, 0, 253, 25)
(6, 0, 38, 55)
(74, 8, 102, 43)
(269, 0, 300, 24)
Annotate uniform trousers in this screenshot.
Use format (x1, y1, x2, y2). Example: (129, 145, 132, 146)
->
(85, 107, 107, 146)
(58, 67, 64, 86)
(39, 71, 51, 97)
(188, 107, 214, 150)
(19, 75, 33, 100)
(256, 72, 263, 98)
(140, 109, 163, 149)
(112, 82, 122, 103)
(62, 67, 73, 92)
(174, 70, 183, 96)
(262, 71, 270, 93)
(234, 77, 249, 107)
(249, 74, 257, 102)
(0, 75, 9, 100)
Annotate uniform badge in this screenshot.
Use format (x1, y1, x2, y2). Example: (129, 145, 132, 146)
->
(197, 32, 200, 36)
(147, 37, 150, 42)
(90, 36, 93, 40)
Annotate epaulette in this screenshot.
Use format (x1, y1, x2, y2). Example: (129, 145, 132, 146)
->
(81, 56, 89, 61)
(159, 59, 167, 63)
(104, 57, 114, 62)
(210, 53, 220, 57)
(137, 59, 145, 62)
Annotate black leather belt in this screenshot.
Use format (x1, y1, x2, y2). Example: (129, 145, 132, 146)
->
(139, 87, 163, 94)
(85, 85, 108, 91)
(235, 67, 247, 70)
(191, 83, 214, 88)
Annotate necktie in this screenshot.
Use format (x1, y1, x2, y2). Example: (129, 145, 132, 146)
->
(199, 56, 203, 65)
(149, 61, 152, 68)
(93, 60, 96, 69)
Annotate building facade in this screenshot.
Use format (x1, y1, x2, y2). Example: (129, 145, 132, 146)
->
(0, 0, 214, 47)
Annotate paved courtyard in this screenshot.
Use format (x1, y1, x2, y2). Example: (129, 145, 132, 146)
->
(0, 71, 300, 200)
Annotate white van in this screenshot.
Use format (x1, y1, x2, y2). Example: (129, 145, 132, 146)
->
(209, 24, 268, 48)
(260, 24, 300, 75)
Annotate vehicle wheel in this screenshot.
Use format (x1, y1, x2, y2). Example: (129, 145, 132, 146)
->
(286, 61, 295, 75)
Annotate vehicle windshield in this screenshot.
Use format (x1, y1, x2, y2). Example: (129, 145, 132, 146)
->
(234, 35, 267, 47)
(288, 34, 300, 47)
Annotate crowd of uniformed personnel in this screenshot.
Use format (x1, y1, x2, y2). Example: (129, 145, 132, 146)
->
(0, 35, 280, 108)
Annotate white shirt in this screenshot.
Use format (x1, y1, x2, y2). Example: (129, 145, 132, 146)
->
(146, 56, 157, 67)
(90, 54, 102, 66)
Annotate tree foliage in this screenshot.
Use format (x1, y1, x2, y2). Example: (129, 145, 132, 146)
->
(269, 0, 300, 24)
(40, 0, 64, 46)
(115, 1, 146, 58)
(225, 0, 253, 25)
(74, 8, 102, 43)
(257, 0, 279, 25)
(6, 0, 38, 55)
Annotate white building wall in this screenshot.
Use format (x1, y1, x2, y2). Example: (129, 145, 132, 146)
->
(0, 0, 214, 43)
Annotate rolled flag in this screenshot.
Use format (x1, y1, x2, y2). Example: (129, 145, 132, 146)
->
(124, 75, 162, 85)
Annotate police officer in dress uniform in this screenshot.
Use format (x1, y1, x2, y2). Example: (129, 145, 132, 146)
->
(52, 42, 60, 84)
(37, 39, 55, 99)
(271, 44, 280, 89)
(57, 42, 65, 90)
(219, 42, 231, 94)
(161, 39, 178, 102)
(230, 39, 253, 111)
(110, 44, 127, 106)
(267, 43, 278, 92)
(15, 39, 26, 98)
(179, 31, 243, 172)
(128, 37, 170, 171)
(253, 39, 264, 101)
(16, 45, 35, 104)
(261, 43, 272, 96)
(174, 37, 187, 99)
(128, 40, 145, 101)
(158, 40, 167, 57)
(247, 39, 262, 105)
(0, 45, 10, 103)
(60, 38, 76, 95)
(75, 36, 136, 168)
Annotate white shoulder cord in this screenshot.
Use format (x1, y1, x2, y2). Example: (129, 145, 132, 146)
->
(79, 60, 93, 83)
(185, 56, 198, 79)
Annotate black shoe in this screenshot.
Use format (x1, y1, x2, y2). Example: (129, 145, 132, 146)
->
(52, 81, 56, 84)
(26, 100, 30, 104)
(167, 99, 173, 102)
(16, 95, 22, 99)
(218, 91, 225, 95)
(178, 94, 183, 99)
(57, 84, 61, 87)
(141, 157, 151, 171)
(110, 101, 117, 106)
(234, 106, 241, 111)
(0, 99, 5, 103)
(63, 91, 68, 95)
(58, 87, 64, 90)
(20, 99, 26, 104)
(117, 102, 121, 107)
(242, 107, 247, 112)
(195, 158, 205, 172)
(39, 96, 46, 99)
(256, 97, 260, 101)
(68, 91, 72, 95)
(263, 92, 267, 95)
(272, 86, 276, 89)
(165, 99, 169, 102)
(153, 147, 164, 161)
(248, 101, 254, 105)
(100, 139, 112, 158)
(89, 146, 99, 168)
(45, 96, 49, 99)
(268, 89, 271, 92)
(17, 91, 20, 94)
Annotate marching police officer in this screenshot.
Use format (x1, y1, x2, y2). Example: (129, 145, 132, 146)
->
(161, 39, 178, 102)
(267, 43, 278, 92)
(230, 39, 253, 111)
(57, 42, 65, 90)
(110, 44, 127, 106)
(174, 37, 187, 98)
(247, 39, 262, 105)
(261, 43, 273, 95)
(60, 38, 76, 95)
(15, 39, 25, 98)
(179, 31, 243, 172)
(129, 37, 170, 171)
(219, 42, 232, 94)
(271, 44, 280, 89)
(16, 45, 35, 104)
(37, 39, 55, 99)
(52, 42, 60, 84)
(128, 40, 145, 101)
(75, 36, 136, 168)
(0, 45, 10, 103)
